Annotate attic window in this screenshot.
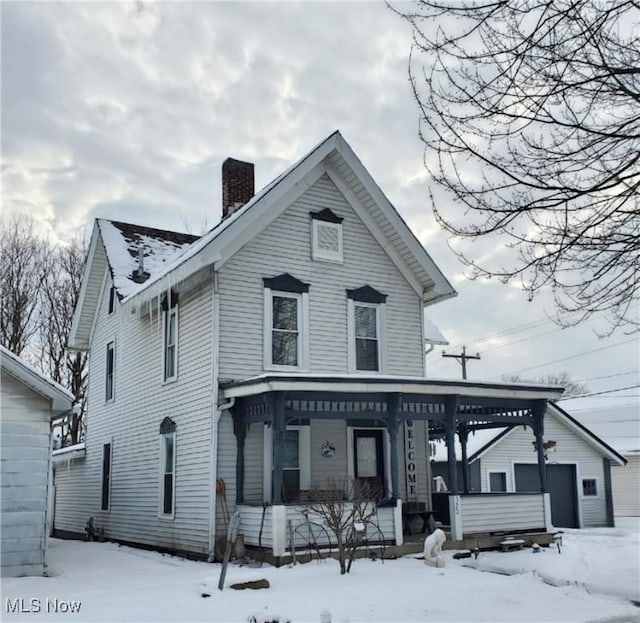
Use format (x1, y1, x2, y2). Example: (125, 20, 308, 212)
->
(310, 209, 343, 263)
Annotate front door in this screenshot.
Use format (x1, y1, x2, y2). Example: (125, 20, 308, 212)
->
(353, 429, 385, 497)
(514, 463, 579, 528)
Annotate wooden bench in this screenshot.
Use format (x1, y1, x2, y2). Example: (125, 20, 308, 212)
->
(500, 538, 525, 552)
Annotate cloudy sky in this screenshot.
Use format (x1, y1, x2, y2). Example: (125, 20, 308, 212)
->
(2, 1, 638, 418)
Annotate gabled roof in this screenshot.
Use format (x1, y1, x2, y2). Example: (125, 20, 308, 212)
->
(0, 345, 74, 413)
(70, 131, 457, 347)
(69, 220, 198, 349)
(431, 402, 627, 465)
(118, 130, 457, 310)
(98, 220, 199, 300)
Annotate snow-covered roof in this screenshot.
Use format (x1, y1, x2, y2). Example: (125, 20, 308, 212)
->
(0, 345, 74, 413)
(114, 130, 457, 308)
(72, 130, 457, 347)
(98, 220, 199, 300)
(569, 404, 640, 455)
(424, 315, 448, 345)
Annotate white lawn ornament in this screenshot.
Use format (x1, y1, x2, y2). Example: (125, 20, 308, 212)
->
(423, 528, 446, 567)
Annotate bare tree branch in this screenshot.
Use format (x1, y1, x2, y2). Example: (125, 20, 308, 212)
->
(394, 0, 640, 334)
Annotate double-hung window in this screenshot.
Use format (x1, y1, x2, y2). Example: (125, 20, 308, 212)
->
(159, 418, 176, 517)
(105, 341, 115, 401)
(162, 291, 178, 382)
(263, 274, 309, 370)
(347, 286, 387, 373)
(163, 306, 178, 381)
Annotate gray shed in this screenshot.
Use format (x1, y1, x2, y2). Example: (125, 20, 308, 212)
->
(1, 346, 74, 577)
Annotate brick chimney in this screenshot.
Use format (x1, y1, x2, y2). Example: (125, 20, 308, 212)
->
(222, 158, 254, 220)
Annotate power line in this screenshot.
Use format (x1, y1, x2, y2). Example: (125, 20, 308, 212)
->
(574, 371, 639, 383)
(510, 338, 637, 375)
(571, 402, 639, 412)
(557, 384, 640, 400)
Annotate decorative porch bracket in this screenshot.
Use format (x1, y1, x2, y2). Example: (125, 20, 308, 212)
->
(444, 395, 459, 495)
(386, 393, 402, 498)
(533, 400, 548, 493)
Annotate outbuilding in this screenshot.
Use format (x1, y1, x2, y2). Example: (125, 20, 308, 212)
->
(1, 346, 74, 577)
(430, 402, 627, 529)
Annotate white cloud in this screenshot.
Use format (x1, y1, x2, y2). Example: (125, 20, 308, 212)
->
(2, 1, 636, 409)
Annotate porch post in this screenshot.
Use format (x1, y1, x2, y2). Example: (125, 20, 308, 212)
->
(533, 400, 548, 493)
(458, 424, 470, 494)
(445, 395, 459, 494)
(233, 412, 247, 505)
(387, 393, 401, 499)
(272, 392, 286, 505)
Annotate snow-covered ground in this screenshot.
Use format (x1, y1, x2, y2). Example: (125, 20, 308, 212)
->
(2, 521, 639, 623)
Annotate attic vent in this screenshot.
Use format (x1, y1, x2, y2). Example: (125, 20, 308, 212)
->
(310, 211, 343, 263)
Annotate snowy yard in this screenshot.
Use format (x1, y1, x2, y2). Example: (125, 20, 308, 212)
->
(2, 520, 638, 623)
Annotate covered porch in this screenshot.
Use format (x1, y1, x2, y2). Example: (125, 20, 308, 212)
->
(221, 375, 563, 558)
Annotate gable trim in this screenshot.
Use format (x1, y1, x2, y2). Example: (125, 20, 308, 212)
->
(0, 346, 74, 413)
(324, 165, 424, 297)
(548, 403, 627, 466)
(469, 403, 627, 466)
(69, 227, 103, 351)
(119, 131, 456, 310)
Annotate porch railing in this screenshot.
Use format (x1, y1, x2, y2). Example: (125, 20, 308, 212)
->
(448, 492, 551, 540)
(237, 500, 402, 557)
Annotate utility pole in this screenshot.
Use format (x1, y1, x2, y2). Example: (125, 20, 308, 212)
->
(442, 346, 481, 380)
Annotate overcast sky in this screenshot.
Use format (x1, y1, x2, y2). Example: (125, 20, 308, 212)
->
(2, 1, 638, 418)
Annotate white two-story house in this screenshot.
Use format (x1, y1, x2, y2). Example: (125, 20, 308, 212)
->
(53, 132, 565, 560)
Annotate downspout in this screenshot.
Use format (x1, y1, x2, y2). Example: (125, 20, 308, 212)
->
(207, 270, 222, 561)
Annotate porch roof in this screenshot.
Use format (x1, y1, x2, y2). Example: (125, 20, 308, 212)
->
(220, 373, 564, 403)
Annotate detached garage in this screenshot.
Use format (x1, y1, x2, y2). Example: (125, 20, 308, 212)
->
(1, 346, 74, 577)
(431, 403, 627, 529)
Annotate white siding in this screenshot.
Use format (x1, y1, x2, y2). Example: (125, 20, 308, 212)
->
(243, 422, 263, 504)
(479, 412, 610, 527)
(460, 494, 545, 533)
(0, 374, 51, 577)
(612, 454, 640, 517)
(53, 276, 215, 555)
(218, 173, 424, 379)
(215, 410, 237, 532)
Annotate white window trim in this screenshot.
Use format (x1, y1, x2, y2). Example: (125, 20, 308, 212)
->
(347, 299, 386, 374)
(581, 477, 599, 497)
(311, 219, 343, 263)
(105, 337, 116, 403)
(159, 431, 177, 519)
(487, 469, 509, 492)
(263, 289, 309, 372)
(262, 423, 311, 502)
(162, 304, 179, 383)
(346, 426, 391, 499)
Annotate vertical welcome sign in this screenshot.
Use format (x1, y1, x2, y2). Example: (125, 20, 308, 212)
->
(404, 419, 417, 500)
